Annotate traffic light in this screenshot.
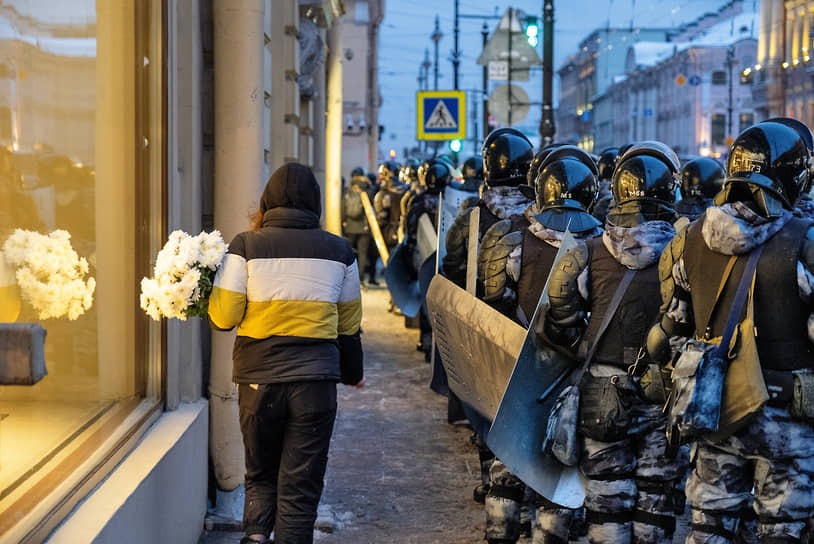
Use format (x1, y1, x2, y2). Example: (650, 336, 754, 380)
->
(448, 139, 462, 153)
(525, 16, 539, 47)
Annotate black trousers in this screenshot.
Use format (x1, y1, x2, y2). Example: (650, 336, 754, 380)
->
(238, 381, 337, 543)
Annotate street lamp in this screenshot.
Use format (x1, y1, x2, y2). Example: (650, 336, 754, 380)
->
(431, 15, 443, 91)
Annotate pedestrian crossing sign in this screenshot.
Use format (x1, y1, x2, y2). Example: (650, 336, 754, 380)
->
(417, 90, 466, 140)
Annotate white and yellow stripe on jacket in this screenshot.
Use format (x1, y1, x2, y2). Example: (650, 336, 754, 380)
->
(209, 253, 362, 340)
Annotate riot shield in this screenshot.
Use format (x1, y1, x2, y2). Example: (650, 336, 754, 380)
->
(439, 186, 475, 263)
(383, 242, 420, 318)
(486, 231, 585, 509)
(360, 190, 389, 266)
(426, 275, 526, 420)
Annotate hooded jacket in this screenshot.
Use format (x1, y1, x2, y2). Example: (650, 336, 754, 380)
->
(209, 163, 363, 383)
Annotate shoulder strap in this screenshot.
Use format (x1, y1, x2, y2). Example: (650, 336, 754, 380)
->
(574, 268, 636, 382)
(714, 246, 764, 359)
(702, 255, 739, 332)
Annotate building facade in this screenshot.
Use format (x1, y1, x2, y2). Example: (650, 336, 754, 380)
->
(555, 27, 673, 150)
(0, 1, 367, 542)
(752, 0, 814, 125)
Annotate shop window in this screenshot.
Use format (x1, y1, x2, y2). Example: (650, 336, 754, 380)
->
(711, 114, 726, 145)
(0, 0, 163, 539)
(712, 71, 727, 85)
(739, 113, 754, 133)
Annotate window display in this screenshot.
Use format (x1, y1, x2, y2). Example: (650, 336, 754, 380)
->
(0, 0, 162, 527)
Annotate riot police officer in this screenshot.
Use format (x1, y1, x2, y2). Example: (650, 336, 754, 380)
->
(442, 128, 535, 289)
(674, 157, 725, 226)
(479, 146, 601, 322)
(649, 121, 814, 543)
(454, 155, 485, 193)
(374, 160, 407, 250)
(478, 153, 602, 544)
(399, 159, 425, 242)
(592, 147, 619, 223)
(545, 142, 685, 544)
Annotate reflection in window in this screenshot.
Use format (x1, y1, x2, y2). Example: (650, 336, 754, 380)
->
(0, 0, 154, 503)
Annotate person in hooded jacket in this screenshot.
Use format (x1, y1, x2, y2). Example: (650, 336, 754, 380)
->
(545, 143, 686, 544)
(208, 163, 365, 544)
(648, 121, 814, 544)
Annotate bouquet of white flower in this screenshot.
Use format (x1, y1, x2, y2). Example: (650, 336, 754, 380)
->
(140, 230, 228, 321)
(2, 229, 96, 320)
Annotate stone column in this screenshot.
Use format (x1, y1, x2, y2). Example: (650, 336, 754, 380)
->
(210, 0, 265, 492)
(324, 17, 344, 235)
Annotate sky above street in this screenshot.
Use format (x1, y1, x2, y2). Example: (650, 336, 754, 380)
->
(378, 0, 750, 158)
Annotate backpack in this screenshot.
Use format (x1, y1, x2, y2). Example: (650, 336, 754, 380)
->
(344, 190, 365, 221)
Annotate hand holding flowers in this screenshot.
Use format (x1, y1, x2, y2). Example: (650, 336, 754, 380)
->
(140, 230, 227, 320)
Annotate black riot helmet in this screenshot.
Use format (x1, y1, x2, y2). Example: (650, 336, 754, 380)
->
(378, 160, 401, 189)
(461, 156, 484, 181)
(482, 131, 534, 187)
(534, 159, 601, 233)
(676, 157, 725, 219)
(618, 140, 681, 175)
(766, 117, 814, 192)
(480, 127, 532, 157)
(539, 145, 599, 176)
(350, 166, 367, 179)
(608, 154, 677, 227)
(718, 121, 810, 217)
(423, 160, 452, 194)
(526, 144, 561, 186)
(597, 147, 620, 182)
(400, 159, 420, 184)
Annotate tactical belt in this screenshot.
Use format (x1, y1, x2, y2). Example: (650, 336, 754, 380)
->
(489, 484, 526, 503)
(762, 369, 794, 408)
(633, 510, 676, 532)
(585, 509, 633, 525)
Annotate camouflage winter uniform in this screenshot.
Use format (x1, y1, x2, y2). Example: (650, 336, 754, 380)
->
(656, 202, 814, 543)
(546, 221, 687, 544)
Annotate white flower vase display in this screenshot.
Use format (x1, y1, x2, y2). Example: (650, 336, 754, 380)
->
(1, 230, 95, 321)
(140, 230, 228, 321)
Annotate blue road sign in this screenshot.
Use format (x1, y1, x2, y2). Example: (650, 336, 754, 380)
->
(417, 91, 466, 140)
(689, 75, 702, 86)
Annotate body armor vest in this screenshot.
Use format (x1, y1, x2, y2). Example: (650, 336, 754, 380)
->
(583, 236, 661, 367)
(517, 229, 559, 323)
(477, 201, 501, 237)
(684, 215, 814, 371)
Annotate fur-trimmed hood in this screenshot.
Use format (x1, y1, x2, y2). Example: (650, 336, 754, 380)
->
(481, 185, 534, 220)
(523, 203, 602, 248)
(701, 202, 792, 255)
(602, 220, 675, 269)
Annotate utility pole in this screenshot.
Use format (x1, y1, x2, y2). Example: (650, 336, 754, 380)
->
(431, 15, 443, 90)
(726, 45, 735, 143)
(453, 0, 460, 90)
(482, 21, 490, 140)
(508, 7, 513, 126)
(539, 0, 555, 146)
